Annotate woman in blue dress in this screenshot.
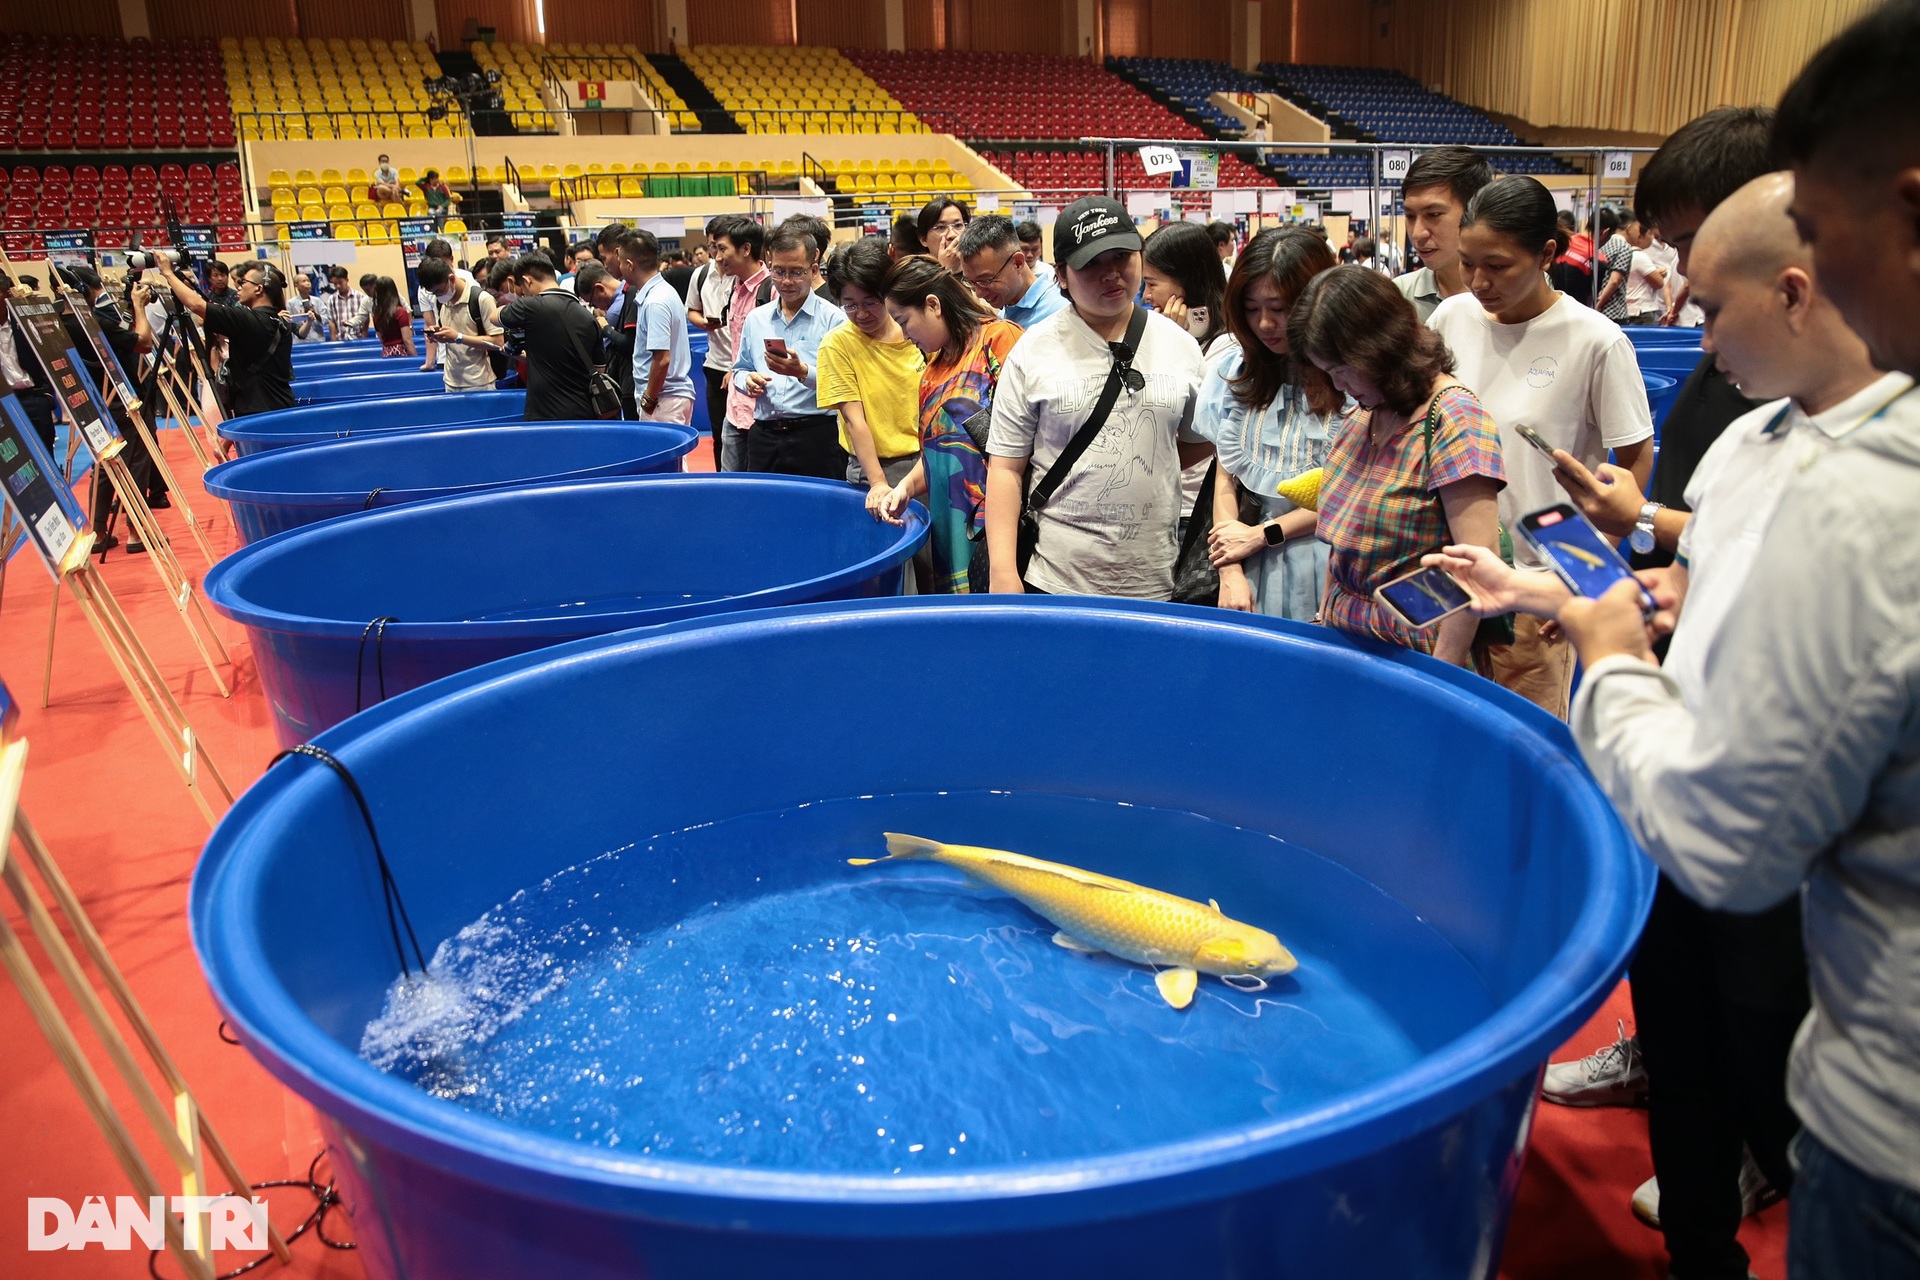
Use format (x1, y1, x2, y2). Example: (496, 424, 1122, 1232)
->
(1191, 228, 1346, 620)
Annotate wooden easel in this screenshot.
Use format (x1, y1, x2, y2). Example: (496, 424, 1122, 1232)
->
(2, 276, 234, 706)
(54, 274, 221, 566)
(58, 537, 233, 824)
(6, 281, 234, 698)
(0, 714, 291, 1279)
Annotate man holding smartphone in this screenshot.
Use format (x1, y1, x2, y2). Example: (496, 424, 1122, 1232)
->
(730, 227, 847, 478)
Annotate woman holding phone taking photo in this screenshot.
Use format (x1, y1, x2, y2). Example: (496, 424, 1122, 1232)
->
(1290, 265, 1506, 663)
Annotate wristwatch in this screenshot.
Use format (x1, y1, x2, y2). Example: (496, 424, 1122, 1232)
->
(1262, 521, 1287, 547)
(1630, 501, 1664, 554)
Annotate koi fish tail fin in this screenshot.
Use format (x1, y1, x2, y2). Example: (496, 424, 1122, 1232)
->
(847, 832, 948, 867)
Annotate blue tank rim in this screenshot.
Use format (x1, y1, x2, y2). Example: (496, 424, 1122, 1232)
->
(201, 421, 699, 507)
(190, 597, 1654, 1236)
(202, 474, 932, 642)
(216, 389, 529, 446)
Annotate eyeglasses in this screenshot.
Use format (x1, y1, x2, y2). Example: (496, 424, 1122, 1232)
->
(767, 267, 812, 282)
(965, 249, 1018, 292)
(841, 295, 886, 314)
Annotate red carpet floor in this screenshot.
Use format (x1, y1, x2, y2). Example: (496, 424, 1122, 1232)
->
(0, 436, 1786, 1278)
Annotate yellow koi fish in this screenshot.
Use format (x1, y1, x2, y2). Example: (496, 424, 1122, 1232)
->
(1550, 540, 1606, 570)
(850, 833, 1298, 1009)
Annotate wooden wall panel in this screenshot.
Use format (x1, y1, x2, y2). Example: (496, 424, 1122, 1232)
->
(904, 0, 945, 50)
(1261, 0, 1293, 64)
(1289, 0, 1367, 66)
(544, 0, 660, 48)
(0, 0, 122, 37)
(1103, 0, 1145, 57)
(1147, 0, 1230, 62)
(150, 0, 298, 38)
(961, 0, 1068, 54)
(797, 0, 885, 48)
(1378, 0, 1881, 135)
(296, 0, 410, 41)
(687, 0, 793, 46)
(436, 0, 539, 45)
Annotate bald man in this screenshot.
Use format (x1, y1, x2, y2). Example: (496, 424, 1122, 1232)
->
(1431, 172, 1909, 1279)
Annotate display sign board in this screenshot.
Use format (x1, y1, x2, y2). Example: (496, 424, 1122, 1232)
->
(1174, 149, 1219, 190)
(43, 229, 94, 268)
(55, 293, 142, 416)
(1138, 145, 1182, 177)
(9, 296, 118, 459)
(1381, 150, 1412, 183)
(398, 218, 437, 267)
(178, 225, 215, 259)
(578, 81, 604, 109)
(289, 221, 333, 242)
(500, 212, 538, 256)
(1603, 151, 1634, 181)
(0, 392, 85, 575)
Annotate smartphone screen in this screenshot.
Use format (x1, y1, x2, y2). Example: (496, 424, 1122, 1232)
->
(1375, 566, 1474, 629)
(1513, 423, 1559, 460)
(1520, 504, 1655, 609)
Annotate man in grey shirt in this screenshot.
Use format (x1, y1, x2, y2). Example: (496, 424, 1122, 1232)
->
(1559, 8, 1920, 1275)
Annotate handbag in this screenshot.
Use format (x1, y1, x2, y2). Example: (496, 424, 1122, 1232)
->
(1171, 459, 1268, 606)
(1421, 391, 1516, 646)
(968, 307, 1150, 590)
(556, 292, 622, 420)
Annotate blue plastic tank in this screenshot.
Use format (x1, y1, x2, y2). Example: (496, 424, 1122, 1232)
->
(220, 390, 527, 456)
(1621, 325, 1703, 346)
(204, 422, 699, 545)
(203, 475, 928, 745)
(1633, 347, 1705, 378)
(191, 598, 1653, 1280)
(688, 329, 709, 430)
(294, 369, 448, 405)
(290, 352, 415, 379)
(1642, 370, 1680, 431)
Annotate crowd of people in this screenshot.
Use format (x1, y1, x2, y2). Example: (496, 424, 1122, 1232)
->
(79, 12, 1916, 1275)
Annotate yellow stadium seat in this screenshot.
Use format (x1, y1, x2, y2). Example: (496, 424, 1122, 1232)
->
(446, 166, 469, 184)
(267, 168, 291, 187)
(354, 201, 380, 219)
(333, 222, 361, 241)
(323, 186, 349, 204)
(272, 204, 297, 223)
(300, 203, 326, 220)
(296, 185, 322, 205)
(398, 167, 418, 184)
(326, 203, 353, 221)
(294, 168, 318, 185)
(346, 167, 369, 184)
(442, 218, 467, 235)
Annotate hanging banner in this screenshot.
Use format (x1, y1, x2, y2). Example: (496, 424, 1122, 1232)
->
(398, 217, 437, 267)
(500, 212, 538, 256)
(9, 296, 119, 460)
(43, 229, 94, 268)
(289, 221, 333, 242)
(1174, 149, 1219, 190)
(0, 392, 86, 576)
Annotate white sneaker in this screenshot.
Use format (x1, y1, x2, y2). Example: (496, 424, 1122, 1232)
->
(1632, 1146, 1783, 1230)
(1541, 1020, 1648, 1107)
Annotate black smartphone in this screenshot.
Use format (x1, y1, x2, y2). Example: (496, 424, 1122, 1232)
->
(1375, 565, 1474, 630)
(1518, 503, 1656, 612)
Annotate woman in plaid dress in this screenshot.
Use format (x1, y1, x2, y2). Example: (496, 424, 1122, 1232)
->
(1289, 265, 1507, 663)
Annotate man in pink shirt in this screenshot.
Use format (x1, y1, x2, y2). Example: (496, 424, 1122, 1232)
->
(713, 216, 772, 471)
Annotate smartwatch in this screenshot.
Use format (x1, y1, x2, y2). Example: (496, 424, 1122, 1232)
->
(1262, 521, 1287, 547)
(1630, 501, 1664, 554)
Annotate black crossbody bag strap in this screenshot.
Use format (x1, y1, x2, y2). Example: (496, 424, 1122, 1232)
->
(1028, 304, 1148, 512)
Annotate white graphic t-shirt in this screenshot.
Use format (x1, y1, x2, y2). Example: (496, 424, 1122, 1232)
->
(1430, 291, 1653, 569)
(986, 306, 1206, 598)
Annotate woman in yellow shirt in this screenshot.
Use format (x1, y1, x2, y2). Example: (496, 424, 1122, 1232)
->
(817, 236, 927, 520)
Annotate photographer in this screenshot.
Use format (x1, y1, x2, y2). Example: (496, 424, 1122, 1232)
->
(154, 255, 295, 417)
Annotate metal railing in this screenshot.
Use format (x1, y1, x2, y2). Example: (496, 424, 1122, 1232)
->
(722, 108, 927, 134)
(537, 54, 675, 136)
(234, 108, 468, 141)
